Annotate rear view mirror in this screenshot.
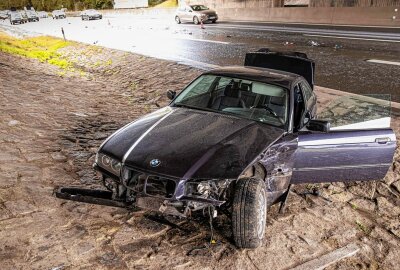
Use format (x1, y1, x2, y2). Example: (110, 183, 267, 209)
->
(307, 119, 330, 133)
(167, 90, 176, 100)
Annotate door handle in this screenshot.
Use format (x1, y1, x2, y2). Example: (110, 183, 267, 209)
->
(375, 137, 391, 144)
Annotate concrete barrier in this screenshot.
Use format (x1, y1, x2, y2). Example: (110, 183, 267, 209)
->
(217, 7, 400, 27)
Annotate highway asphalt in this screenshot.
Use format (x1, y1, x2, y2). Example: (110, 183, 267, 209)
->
(1, 15, 399, 101)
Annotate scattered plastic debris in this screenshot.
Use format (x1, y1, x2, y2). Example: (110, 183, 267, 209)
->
(334, 44, 343, 50)
(284, 41, 294, 46)
(226, 35, 232, 38)
(309, 40, 320, 47)
(8, 120, 20, 126)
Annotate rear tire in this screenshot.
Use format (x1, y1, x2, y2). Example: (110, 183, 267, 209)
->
(193, 16, 199, 25)
(175, 16, 181, 24)
(232, 177, 267, 248)
(212, 20, 217, 23)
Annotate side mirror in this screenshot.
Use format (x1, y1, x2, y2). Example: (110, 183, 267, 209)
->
(307, 119, 330, 133)
(167, 90, 176, 100)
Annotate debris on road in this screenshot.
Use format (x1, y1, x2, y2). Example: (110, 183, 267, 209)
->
(284, 41, 294, 46)
(291, 243, 360, 270)
(309, 40, 321, 47)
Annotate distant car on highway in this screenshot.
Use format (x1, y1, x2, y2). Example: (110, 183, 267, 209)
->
(80, 9, 103, 20)
(175, 5, 218, 24)
(37, 11, 49, 18)
(26, 10, 39, 22)
(9, 12, 25, 25)
(0, 11, 9, 20)
(52, 10, 66, 19)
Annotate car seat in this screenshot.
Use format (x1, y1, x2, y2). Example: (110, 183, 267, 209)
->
(211, 82, 246, 110)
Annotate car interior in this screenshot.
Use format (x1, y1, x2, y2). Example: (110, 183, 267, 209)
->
(175, 76, 288, 127)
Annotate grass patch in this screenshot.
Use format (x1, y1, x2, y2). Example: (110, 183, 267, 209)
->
(355, 220, 371, 235)
(0, 32, 74, 70)
(154, 0, 178, 8)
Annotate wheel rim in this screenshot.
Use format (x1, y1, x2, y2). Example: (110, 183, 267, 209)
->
(175, 16, 180, 23)
(257, 190, 266, 239)
(194, 17, 198, 24)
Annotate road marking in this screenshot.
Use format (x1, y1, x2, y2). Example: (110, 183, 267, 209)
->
(175, 36, 230, 45)
(366, 59, 400, 66)
(304, 34, 400, 43)
(221, 20, 400, 29)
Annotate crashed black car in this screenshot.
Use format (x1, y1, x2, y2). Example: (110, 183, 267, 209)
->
(56, 50, 396, 248)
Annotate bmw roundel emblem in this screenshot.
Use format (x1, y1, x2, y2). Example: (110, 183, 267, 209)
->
(150, 159, 161, 167)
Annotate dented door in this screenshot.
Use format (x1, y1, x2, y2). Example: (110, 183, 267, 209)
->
(291, 129, 396, 183)
(292, 94, 396, 184)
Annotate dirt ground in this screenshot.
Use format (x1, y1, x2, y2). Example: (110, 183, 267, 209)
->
(0, 42, 399, 270)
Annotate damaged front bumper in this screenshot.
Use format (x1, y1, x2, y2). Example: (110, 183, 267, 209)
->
(55, 164, 234, 217)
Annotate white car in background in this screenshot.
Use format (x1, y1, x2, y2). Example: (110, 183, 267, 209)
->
(175, 5, 218, 24)
(80, 9, 102, 21)
(38, 11, 49, 18)
(52, 10, 66, 19)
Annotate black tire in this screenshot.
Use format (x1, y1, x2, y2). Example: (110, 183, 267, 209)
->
(81, 16, 84, 20)
(175, 16, 181, 24)
(193, 16, 199, 25)
(212, 20, 217, 23)
(232, 177, 267, 248)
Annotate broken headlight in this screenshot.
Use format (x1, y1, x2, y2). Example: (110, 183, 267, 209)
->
(95, 152, 121, 176)
(185, 179, 234, 199)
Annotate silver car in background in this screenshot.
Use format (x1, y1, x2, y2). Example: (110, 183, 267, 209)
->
(52, 10, 66, 19)
(175, 5, 218, 24)
(38, 11, 49, 18)
(81, 9, 102, 21)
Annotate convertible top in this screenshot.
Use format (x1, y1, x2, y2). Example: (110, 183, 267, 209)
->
(204, 66, 300, 89)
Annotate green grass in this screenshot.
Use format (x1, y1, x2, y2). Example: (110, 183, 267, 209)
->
(0, 32, 74, 70)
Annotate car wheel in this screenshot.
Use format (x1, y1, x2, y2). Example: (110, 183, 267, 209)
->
(232, 177, 267, 248)
(193, 16, 199, 25)
(212, 20, 217, 23)
(175, 16, 181, 24)
(81, 16, 84, 20)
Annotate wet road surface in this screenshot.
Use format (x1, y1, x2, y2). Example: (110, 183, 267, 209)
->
(1, 15, 399, 101)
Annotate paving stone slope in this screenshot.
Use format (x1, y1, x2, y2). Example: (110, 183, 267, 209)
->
(0, 48, 399, 270)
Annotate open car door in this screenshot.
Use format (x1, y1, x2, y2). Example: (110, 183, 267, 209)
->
(291, 94, 396, 184)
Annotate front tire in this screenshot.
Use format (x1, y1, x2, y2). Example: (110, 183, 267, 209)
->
(175, 16, 181, 24)
(193, 16, 199, 25)
(232, 177, 267, 248)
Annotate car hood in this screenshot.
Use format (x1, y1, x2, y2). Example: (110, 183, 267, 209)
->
(100, 107, 283, 179)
